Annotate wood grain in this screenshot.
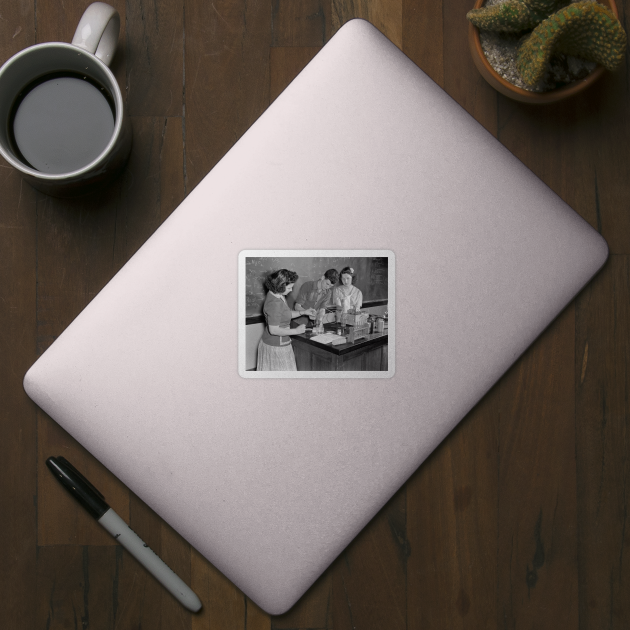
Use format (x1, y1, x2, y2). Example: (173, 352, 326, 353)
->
(407, 393, 499, 629)
(184, 0, 271, 191)
(332, 0, 403, 48)
(270, 47, 321, 103)
(271, 0, 332, 46)
(331, 486, 408, 630)
(403, 0, 444, 87)
(190, 549, 250, 630)
(0, 6, 39, 629)
(0, 138, 38, 630)
(271, 573, 332, 629)
(497, 305, 579, 629)
(443, 0, 498, 132)
(576, 256, 630, 629)
(36, 545, 119, 630)
(125, 0, 184, 117)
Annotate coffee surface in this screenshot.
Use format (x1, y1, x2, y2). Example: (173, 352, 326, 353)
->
(12, 74, 115, 174)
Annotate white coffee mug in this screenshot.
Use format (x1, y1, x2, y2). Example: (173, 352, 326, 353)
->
(0, 2, 132, 197)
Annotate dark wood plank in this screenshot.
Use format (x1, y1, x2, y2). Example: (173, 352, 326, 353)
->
(0, 5, 39, 629)
(271, 573, 332, 629)
(576, 256, 630, 629)
(36, 0, 123, 45)
(331, 0, 402, 48)
(407, 393, 499, 629)
(272, 0, 331, 47)
(582, 71, 630, 254)
(443, 0, 498, 132)
(496, 97, 598, 224)
(36, 545, 119, 630)
(331, 486, 407, 630)
(270, 47, 321, 103)
(402, 0, 444, 88)
(495, 73, 630, 257)
(497, 305, 578, 628)
(190, 549, 251, 630)
(0, 121, 38, 630)
(0, 0, 36, 54)
(126, 0, 184, 117)
(112, 116, 185, 269)
(184, 0, 272, 192)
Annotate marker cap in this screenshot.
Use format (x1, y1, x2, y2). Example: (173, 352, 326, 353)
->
(46, 456, 110, 519)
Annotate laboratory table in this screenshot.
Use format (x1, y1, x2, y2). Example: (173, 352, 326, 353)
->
(292, 324, 388, 371)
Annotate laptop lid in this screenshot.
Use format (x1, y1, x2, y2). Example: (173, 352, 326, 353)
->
(23, 19, 607, 614)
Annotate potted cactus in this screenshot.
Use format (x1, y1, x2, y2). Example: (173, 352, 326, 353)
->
(467, 0, 627, 102)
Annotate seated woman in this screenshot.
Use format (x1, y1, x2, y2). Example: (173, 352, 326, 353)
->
(332, 266, 363, 312)
(294, 268, 340, 325)
(257, 269, 316, 371)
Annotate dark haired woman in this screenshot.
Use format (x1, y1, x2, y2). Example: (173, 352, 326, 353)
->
(257, 269, 316, 371)
(333, 266, 363, 312)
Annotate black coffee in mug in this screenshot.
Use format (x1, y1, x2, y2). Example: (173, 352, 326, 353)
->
(9, 72, 115, 174)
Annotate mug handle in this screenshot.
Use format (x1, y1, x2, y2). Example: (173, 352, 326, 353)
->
(71, 2, 120, 67)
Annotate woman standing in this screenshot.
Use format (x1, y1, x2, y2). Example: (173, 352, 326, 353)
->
(333, 266, 363, 312)
(257, 269, 316, 371)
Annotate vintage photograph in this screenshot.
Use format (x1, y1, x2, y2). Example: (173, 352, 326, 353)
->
(239, 251, 394, 378)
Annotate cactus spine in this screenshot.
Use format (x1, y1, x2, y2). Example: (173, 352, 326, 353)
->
(467, 0, 568, 33)
(516, 1, 627, 85)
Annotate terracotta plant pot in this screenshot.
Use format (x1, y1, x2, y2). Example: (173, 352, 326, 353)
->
(468, 0, 619, 103)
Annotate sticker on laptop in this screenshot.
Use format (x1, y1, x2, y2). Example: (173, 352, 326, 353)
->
(238, 250, 394, 378)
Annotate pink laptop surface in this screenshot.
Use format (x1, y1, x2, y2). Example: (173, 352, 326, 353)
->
(24, 19, 607, 614)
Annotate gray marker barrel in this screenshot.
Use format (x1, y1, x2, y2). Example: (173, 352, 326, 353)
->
(98, 508, 202, 612)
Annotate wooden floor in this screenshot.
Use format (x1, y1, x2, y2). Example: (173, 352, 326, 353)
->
(1, 0, 629, 628)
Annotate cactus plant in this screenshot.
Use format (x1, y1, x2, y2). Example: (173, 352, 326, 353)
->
(516, 1, 627, 85)
(467, 0, 568, 33)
